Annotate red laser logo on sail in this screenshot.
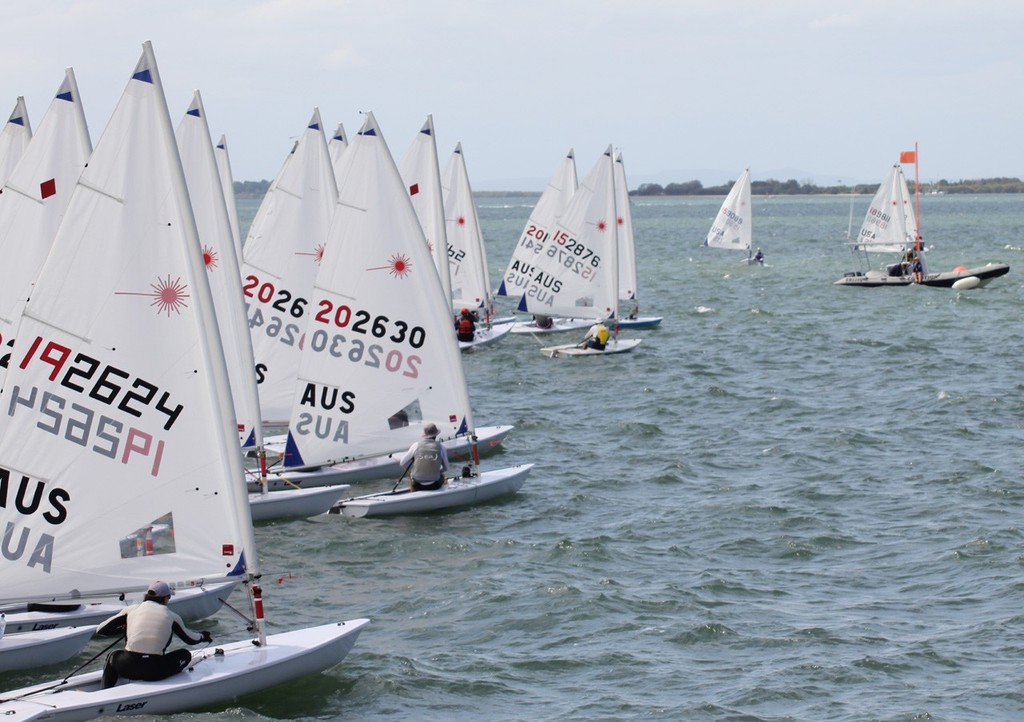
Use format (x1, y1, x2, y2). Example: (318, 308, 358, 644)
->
(367, 254, 413, 279)
(203, 246, 218, 270)
(116, 276, 190, 317)
(295, 244, 326, 265)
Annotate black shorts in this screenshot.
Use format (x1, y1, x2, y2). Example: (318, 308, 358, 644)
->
(411, 478, 444, 491)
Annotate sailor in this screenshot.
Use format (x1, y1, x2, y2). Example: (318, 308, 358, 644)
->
(579, 321, 610, 351)
(455, 308, 476, 342)
(752, 247, 765, 265)
(400, 422, 450, 491)
(911, 252, 924, 283)
(98, 581, 212, 688)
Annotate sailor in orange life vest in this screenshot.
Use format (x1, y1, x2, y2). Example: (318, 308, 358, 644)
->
(455, 307, 476, 342)
(578, 320, 610, 351)
(400, 422, 450, 491)
(97, 581, 212, 688)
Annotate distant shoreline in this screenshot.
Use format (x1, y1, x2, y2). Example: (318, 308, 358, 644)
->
(234, 177, 1024, 200)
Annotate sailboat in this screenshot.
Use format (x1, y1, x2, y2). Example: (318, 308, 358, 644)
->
(398, 116, 455, 313)
(441, 142, 513, 350)
(612, 151, 662, 329)
(0, 42, 367, 720)
(508, 145, 642, 358)
(175, 92, 348, 521)
(0, 95, 31, 186)
(397, 116, 508, 351)
(499, 149, 594, 335)
(279, 112, 531, 518)
(836, 147, 1009, 288)
(704, 168, 762, 265)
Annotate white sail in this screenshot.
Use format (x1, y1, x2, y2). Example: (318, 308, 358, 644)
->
(515, 146, 619, 321)
(0, 41, 256, 604)
(497, 148, 578, 298)
(705, 168, 752, 251)
(176, 91, 261, 450)
(328, 121, 349, 187)
(398, 115, 453, 306)
(442, 142, 493, 312)
(282, 112, 473, 469)
(214, 134, 243, 260)
(853, 164, 917, 253)
(0, 96, 31, 187)
(0, 69, 92, 393)
(241, 109, 338, 423)
(614, 150, 637, 302)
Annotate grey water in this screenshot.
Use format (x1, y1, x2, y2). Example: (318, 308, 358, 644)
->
(10, 193, 1024, 721)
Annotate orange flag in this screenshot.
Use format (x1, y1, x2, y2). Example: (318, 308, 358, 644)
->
(900, 150, 916, 163)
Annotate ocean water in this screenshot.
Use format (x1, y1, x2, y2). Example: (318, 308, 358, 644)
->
(7, 193, 1024, 721)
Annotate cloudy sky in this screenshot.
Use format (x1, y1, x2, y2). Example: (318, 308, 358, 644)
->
(3, 1, 1022, 190)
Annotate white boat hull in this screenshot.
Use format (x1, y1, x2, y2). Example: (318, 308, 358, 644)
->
(0, 626, 96, 672)
(331, 464, 533, 518)
(3, 582, 239, 635)
(254, 425, 514, 491)
(614, 315, 662, 329)
(0, 619, 370, 722)
(248, 485, 350, 522)
(458, 322, 513, 351)
(541, 338, 642, 358)
(509, 317, 594, 335)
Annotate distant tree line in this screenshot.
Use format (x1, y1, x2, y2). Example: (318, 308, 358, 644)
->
(234, 180, 272, 198)
(235, 176, 1024, 199)
(632, 177, 1024, 196)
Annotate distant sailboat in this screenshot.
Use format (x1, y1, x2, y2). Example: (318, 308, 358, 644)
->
(510, 145, 642, 357)
(441, 142, 512, 349)
(704, 168, 761, 264)
(613, 150, 661, 329)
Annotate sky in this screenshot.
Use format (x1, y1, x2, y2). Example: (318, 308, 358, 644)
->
(3, 0, 1023, 191)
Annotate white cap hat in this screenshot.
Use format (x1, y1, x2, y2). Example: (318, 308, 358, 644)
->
(147, 581, 174, 597)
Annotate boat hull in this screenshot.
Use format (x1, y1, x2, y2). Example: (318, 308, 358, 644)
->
(248, 484, 350, 522)
(0, 626, 96, 672)
(253, 425, 514, 491)
(835, 263, 1009, 287)
(541, 338, 642, 358)
(0, 620, 369, 722)
(3, 582, 239, 634)
(458, 321, 513, 351)
(508, 317, 593, 334)
(331, 464, 532, 518)
(614, 315, 662, 329)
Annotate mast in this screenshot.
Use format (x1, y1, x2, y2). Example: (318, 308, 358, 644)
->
(913, 141, 921, 251)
